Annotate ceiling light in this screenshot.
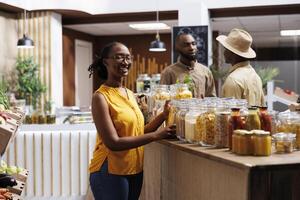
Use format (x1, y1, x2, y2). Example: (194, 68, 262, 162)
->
(17, 10, 34, 48)
(129, 23, 170, 31)
(149, 33, 166, 52)
(149, 1, 166, 52)
(280, 30, 300, 36)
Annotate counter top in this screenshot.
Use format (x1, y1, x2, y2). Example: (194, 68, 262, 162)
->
(159, 139, 300, 170)
(19, 123, 96, 131)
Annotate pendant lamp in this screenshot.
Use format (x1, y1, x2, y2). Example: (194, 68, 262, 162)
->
(149, 2, 166, 52)
(17, 10, 34, 48)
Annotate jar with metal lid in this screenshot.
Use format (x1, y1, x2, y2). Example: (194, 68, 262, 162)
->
(136, 74, 151, 93)
(235, 130, 253, 155)
(273, 132, 296, 153)
(245, 107, 261, 131)
(172, 84, 193, 99)
(229, 108, 244, 149)
(150, 74, 161, 88)
(252, 130, 271, 156)
(232, 130, 241, 153)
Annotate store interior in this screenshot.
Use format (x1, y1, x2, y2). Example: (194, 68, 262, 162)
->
(0, 1, 300, 200)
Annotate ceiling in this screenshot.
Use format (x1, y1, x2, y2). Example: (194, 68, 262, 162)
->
(64, 20, 178, 35)
(64, 14, 300, 48)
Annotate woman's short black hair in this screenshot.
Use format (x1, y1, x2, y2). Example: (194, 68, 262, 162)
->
(88, 42, 124, 80)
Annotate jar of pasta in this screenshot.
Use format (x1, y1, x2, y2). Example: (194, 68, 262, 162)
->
(252, 130, 271, 156)
(167, 100, 179, 127)
(202, 103, 216, 146)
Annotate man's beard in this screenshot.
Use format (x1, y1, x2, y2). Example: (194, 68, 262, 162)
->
(180, 52, 197, 61)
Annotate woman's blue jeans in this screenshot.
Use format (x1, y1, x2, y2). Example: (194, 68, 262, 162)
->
(89, 161, 143, 200)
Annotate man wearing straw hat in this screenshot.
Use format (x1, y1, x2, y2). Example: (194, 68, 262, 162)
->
(160, 32, 216, 98)
(216, 28, 265, 106)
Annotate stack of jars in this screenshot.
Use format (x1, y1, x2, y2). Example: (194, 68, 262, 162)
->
(277, 112, 300, 149)
(232, 130, 272, 156)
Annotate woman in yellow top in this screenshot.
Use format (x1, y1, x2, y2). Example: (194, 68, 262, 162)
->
(88, 42, 176, 200)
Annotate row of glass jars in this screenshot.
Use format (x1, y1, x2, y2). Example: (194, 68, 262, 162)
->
(166, 98, 300, 150)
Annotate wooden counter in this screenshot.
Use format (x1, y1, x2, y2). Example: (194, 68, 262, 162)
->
(141, 139, 300, 200)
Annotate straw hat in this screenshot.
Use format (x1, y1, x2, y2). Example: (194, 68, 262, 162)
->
(216, 28, 256, 58)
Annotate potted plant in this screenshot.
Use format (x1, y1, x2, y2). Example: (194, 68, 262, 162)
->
(15, 57, 46, 109)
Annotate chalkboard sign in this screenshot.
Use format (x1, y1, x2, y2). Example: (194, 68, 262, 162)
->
(172, 26, 208, 66)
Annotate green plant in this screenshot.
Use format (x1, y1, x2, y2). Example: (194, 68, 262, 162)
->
(255, 67, 280, 89)
(0, 78, 9, 109)
(15, 57, 46, 109)
(210, 64, 229, 82)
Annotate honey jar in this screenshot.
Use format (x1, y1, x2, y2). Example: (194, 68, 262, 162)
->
(252, 130, 271, 156)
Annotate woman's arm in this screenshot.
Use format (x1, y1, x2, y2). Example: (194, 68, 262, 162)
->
(92, 93, 175, 151)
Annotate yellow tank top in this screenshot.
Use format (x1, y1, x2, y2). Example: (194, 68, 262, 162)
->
(89, 85, 144, 175)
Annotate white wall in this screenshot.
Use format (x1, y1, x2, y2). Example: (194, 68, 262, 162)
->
(50, 12, 63, 107)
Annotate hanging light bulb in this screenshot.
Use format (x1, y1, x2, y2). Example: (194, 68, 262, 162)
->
(149, 1, 166, 52)
(17, 10, 34, 48)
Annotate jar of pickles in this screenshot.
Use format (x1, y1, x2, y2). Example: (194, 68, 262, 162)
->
(273, 132, 295, 153)
(252, 130, 271, 156)
(245, 107, 261, 131)
(258, 107, 272, 133)
(277, 112, 300, 149)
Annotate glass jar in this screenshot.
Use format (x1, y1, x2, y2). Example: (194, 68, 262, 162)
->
(136, 74, 151, 93)
(175, 102, 189, 141)
(232, 130, 241, 153)
(245, 107, 261, 131)
(215, 108, 231, 148)
(252, 130, 272, 156)
(273, 132, 296, 153)
(202, 103, 216, 146)
(173, 84, 193, 100)
(229, 108, 244, 149)
(277, 112, 300, 149)
(235, 130, 253, 155)
(150, 74, 161, 88)
(259, 107, 272, 133)
(167, 100, 178, 126)
(151, 85, 170, 117)
(185, 104, 203, 144)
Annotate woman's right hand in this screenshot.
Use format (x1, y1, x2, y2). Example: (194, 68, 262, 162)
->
(154, 124, 176, 140)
